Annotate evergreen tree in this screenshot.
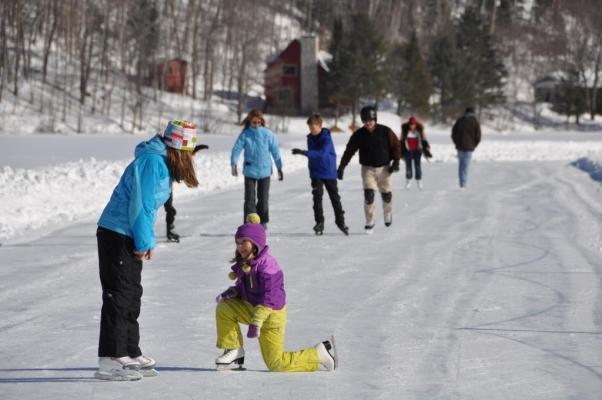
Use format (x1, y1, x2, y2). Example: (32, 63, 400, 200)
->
(454, 7, 507, 113)
(429, 28, 459, 121)
(337, 13, 387, 126)
(403, 32, 433, 117)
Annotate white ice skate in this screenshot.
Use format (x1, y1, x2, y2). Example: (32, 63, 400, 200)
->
(384, 212, 392, 227)
(134, 355, 158, 377)
(365, 219, 375, 234)
(405, 179, 411, 190)
(215, 348, 246, 371)
(316, 335, 338, 371)
(94, 356, 142, 381)
(417, 180, 423, 190)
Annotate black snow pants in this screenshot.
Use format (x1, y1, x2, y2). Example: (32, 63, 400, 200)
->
(164, 193, 176, 230)
(97, 227, 143, 358)
(311, 178, 345, 225)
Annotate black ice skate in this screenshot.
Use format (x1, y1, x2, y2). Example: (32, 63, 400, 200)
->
(166, 225, 180, 242)
(336, 222, 349, 236)
(313, 222, 324, 235)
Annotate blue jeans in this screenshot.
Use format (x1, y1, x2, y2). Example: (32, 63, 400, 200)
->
(404, 150, 422, 180)
(457, 151, 472, 188)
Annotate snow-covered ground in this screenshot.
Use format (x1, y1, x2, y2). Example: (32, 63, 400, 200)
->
(0, 111, 601, 399)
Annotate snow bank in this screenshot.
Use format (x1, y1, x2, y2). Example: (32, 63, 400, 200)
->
(0, 152, 307, 242)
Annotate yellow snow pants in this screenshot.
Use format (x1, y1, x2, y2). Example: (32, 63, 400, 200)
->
(215, 298, 320, 372)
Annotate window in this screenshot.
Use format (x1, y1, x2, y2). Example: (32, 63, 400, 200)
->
(283, 65, 297, 76)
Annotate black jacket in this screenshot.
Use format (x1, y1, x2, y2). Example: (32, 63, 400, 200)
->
(339, 124, 401, 168)
(451, 112, 481, 151)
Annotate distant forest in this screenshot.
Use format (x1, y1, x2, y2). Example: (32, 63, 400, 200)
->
(1, 0, 600, 129)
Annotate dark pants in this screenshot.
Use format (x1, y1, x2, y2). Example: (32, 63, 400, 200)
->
(404, 150, 422, 180)
(97, 227, 143, 358)
(164, 193, 176, 230)
(311, 178, 345, 225)
(244, 177, 271, 224)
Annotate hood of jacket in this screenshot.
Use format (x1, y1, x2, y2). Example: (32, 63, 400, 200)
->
(135, 134, 168, 159)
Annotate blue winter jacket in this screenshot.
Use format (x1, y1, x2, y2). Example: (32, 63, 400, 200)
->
(98, 135, 172, 252)
(306, 128, 337, 180)
(230, 126, 282, 179)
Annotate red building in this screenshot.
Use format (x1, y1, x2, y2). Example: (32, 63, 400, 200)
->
(151, 58, 189, 95)
(265, 35, 330, 115)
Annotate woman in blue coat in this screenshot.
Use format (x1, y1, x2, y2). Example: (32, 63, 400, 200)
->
(291, 114, 348, 235)
(95, 120, 199, 381)
(230, 109, 283, 228)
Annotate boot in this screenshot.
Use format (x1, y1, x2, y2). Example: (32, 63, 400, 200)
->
(94, 357, 142, 381)
(166, 224, 180, 242)
(384, 212, 392, 227)
(215, 348, 245, 370)
(133, 355, 158, 377)
(313, 222, 324, 235)
(315, 336, 338, 371)
(336, 221, 349, 236)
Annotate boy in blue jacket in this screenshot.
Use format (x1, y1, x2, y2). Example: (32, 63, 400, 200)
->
(292, 114, 348, 235)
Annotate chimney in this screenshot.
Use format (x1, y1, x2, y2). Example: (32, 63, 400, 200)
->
(299, 34, 318, 115)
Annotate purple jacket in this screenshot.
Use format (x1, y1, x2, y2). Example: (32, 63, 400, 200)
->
(230, 245, 286, 310)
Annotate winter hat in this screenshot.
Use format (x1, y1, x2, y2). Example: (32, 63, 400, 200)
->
(163, 120, 197, 152)
(408, 116, 417, 125)
(235, 213, 266, 252)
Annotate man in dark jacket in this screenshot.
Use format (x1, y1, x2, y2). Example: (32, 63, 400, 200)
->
(291, 114, 348, 235)
(337, 106, 401, 233)
(451, 107, 481, 188)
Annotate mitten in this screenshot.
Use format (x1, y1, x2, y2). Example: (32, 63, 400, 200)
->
(231, 165, 238, 177)
(215, 288, 237, 303)
(193, 144, 209, 153)
(291, 148, 306, 155)
(247, 324, 260, 338)
(337, 167, 344, 180)
(277, 169, 284, 181)
(388, 160, 400, 173)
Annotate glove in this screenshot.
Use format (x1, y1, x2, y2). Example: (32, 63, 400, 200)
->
(247, 324, 260, 338)
(277, 169, 283, 181)
(337, 167, 344, 180)
(291, 148, 306, 156)
(215, 288, 237, 303)
(388, 160, 400, 173)
(231, 165, 238, 177)
(193, 144, 209, 153)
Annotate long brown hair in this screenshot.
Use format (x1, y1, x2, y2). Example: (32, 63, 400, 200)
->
(240, 109, 266, 129)
(166, 147, 199, 188)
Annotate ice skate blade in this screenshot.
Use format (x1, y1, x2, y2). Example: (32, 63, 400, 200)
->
(140, 368, 158, 377)
(94, 370, 142, 381)
(330, 335, 339, 370)
(216, 364, 247, 372)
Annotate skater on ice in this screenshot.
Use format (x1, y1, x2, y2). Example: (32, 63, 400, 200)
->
(400, 116, 431, 190)
(230, 109, 283, 229)
(95, 120, 199, 380)
(451, 107, 481, 189)
(336, 106, 401, 233)
(291, 113, 349, 235)
(214, 213, 338, 372)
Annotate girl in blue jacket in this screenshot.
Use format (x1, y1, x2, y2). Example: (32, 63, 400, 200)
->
(95, 120, 199, 381)
(230, 109, 283, 228)
(291, 114, 348, 235)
